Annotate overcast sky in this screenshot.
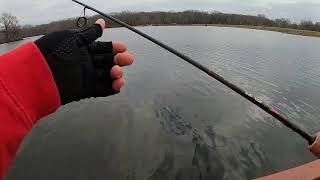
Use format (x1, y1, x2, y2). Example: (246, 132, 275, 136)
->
(1, 0, 320, 25)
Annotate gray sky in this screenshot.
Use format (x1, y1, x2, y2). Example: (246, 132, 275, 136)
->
(1, 0, 320, 25)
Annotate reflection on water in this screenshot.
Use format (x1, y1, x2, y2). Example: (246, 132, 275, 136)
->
(3, 26, 320, 179)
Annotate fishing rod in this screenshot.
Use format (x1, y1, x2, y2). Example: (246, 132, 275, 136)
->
(71, 0, 320, 156)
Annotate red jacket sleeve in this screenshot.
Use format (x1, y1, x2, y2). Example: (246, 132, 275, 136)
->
(0, 42, 61, 179)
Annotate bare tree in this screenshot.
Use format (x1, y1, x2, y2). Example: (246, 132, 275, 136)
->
(300, 20, 314, 30)
(0, 13, 20, 42)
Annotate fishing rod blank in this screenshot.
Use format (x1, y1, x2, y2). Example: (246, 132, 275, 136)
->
(71, 0, 316, 145)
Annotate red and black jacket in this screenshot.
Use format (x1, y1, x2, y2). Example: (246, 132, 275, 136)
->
(0, 42, 61, 178)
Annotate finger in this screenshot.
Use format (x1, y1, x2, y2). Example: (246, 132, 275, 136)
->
(114, 52, 134, 66)
(113, 41, 127, 53)
(78, 19, 106, 45)
(95, 19, 106, 29)
(110, 65, 123, 79)
(88, 41, 113, 54)
(112, 78, 125, 92)
(89, 41, 127, 54)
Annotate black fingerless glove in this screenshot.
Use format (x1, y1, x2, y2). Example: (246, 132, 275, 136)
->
(35, 24, 117, 105)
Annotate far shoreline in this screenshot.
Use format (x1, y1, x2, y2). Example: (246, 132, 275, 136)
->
(145, 24, 320, 38)
(212, 24, 320, 38)
(1, 24, 320, 45)
(0, 38, 24, 45)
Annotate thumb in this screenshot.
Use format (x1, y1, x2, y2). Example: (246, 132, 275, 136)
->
(95, 19, 106, 29)
(77, 19, 106, 45)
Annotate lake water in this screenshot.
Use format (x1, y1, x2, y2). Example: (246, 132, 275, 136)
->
(2, 26, 320, 179)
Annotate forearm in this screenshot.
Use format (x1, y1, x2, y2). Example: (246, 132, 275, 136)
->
(0, 42, 60, 178)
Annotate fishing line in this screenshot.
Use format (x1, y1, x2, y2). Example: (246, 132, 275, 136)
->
(71, 0, 316, 145)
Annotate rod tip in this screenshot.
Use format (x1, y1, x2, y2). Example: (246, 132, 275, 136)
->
(309, 133, 320, 158)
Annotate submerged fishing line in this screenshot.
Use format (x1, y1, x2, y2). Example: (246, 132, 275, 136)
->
(71, 0, 316, 145)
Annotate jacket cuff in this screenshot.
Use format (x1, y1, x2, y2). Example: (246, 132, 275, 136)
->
(0, 42, 61, 127)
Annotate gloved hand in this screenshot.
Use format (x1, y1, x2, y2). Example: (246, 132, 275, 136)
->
(34, 19, 134, 105)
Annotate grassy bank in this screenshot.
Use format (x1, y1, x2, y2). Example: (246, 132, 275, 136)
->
(150, 24, 320, 38)
(208, 24, 320, 38)
(0, 38, 23, 44)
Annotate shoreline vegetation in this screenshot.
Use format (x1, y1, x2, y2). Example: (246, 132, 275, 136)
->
(0, 38, 23, 44)
(1, 10, 320, 44)
(212, 24, 320, 38)
(147, 24, 320, 38)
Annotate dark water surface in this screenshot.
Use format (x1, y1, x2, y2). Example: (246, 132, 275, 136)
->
(2, 26, 320, 179)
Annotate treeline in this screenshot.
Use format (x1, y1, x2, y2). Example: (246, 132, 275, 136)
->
(112, 11, 319, 30)
(1, 10, 320, 44)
